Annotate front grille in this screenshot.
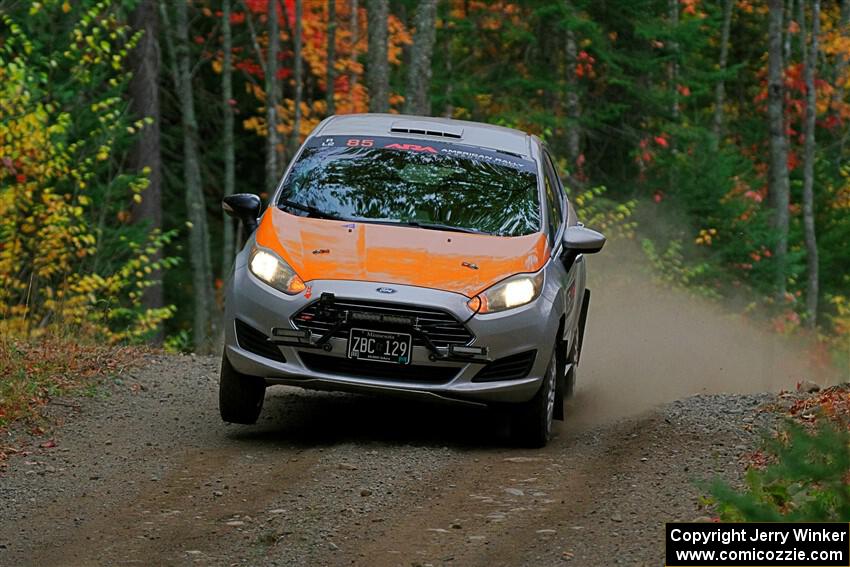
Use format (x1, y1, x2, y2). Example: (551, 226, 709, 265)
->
(235, 319, 287, 363)
(473, 350, 537, 382)
(292, 298, 474, 349)
(299, 352, 459, 384)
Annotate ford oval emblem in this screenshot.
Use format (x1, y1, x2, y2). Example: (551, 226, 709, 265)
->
(376, 287, 396, 294)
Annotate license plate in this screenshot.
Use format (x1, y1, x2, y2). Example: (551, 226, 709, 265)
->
(347, 328, 412, 365)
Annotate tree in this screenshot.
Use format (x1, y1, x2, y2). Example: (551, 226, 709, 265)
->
(833, 0, 850, 112)
(222, 0, 237, 270)
(366, 0, 389, 112)
(712, 0, 734, 142)
(563, 3, 582, 169)
(801, 0, 821, 326)
(291, 0, 303, 154)
(403, 0, 437, 115)
(349, 0, 360, 108)
(128, 0, 163, 316)
(768, 0, 791, 298)
(669, 0, 680, 120)
(266, 0, 281, 191)
(326, 0, 337, 115)
(162, 2, 217, 352)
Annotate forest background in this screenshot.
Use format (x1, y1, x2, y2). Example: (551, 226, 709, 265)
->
(2, 0, 850, 386)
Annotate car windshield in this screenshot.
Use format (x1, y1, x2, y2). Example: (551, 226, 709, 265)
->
(277, 135, 540, 236)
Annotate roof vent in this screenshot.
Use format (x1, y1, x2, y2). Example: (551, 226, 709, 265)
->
(389, 120, 463, 139)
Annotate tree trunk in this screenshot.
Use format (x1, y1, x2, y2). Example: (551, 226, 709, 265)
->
(349, 0, 359, 107)
(834, 0, 850, 115)
(802, 0, 820, 326)
(712, 0, 734, 143)
(291, 0, 304, 153)
(366, 0, 389, 112)
(326, 0, 337, 115)
(768, 0, 790, 299)
(222, 0, 237, 270)
(565, 20, 581, 168)
(266, 0, 281, 191)
(128, 0, 163, 319)
(669, 0, 680, 120)
(170, 2, 217, 352)
(403, 0, 437, 115)
(784, 0, 794, 62)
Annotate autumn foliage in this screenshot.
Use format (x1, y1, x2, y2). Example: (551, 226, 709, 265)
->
(0, 5, 176, 343)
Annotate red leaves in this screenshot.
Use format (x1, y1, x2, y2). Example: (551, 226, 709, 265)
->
(786, 151, 799, 171)
(654, 135, 669, 148)
(786, 385, 850, 429)
(574, 51, 596, 79)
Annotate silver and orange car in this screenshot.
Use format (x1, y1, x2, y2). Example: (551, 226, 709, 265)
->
(221, 114, 605, 446)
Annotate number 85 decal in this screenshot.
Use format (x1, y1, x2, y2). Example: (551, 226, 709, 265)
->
(346, 138, 374, 147)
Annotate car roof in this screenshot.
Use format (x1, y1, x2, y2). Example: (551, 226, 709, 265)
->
(315, 113, 536, 159)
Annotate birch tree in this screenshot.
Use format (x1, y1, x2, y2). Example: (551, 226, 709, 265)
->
(403, 0, 437, 115)
(564, 11, 581, 168)
(768, 0, 791, 298)
(162, 2, 217, 352)
(327, 0, 337, 115)
(712, 0, 734, 142)
(266, 0, 281, 191)
(349, 0, 359, 107)
(801, 0, 821, 326)
(366, 0, 389, 112)
(291, 0, 303, 154)
(222, 0, 236, 269)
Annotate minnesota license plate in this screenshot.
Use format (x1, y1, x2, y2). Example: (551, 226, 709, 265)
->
(347, 328, 412, 365)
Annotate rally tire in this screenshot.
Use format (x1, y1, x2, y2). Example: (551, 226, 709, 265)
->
(512, 345, 558, 448)
(219, 353, 266, 424)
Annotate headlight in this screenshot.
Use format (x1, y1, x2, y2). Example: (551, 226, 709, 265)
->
(249, 246, 306, 295)
(469, 271, 544, 314)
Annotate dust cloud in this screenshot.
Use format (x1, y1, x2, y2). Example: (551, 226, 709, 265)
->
(573, 238, 837, 425)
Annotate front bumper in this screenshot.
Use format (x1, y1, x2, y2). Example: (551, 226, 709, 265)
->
(224, 265, 560, 405)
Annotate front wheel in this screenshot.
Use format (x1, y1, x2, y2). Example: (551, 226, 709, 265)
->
(219, 353, 266, 424)
(512, 345, 558, 448)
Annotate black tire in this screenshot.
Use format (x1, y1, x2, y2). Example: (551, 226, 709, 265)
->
(512, 345, 558, 448)
(219, 353, 266, 424)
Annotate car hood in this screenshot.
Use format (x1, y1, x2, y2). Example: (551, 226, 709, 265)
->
(255, 208, 549, 298)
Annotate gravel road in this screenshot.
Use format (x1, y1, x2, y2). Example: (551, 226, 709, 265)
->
(0, 352, 779, 567)
(1, 247, 819, 566)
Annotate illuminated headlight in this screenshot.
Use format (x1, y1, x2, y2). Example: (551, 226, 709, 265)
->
(249, 246, 306, 295)
(469, 271, 544, 314)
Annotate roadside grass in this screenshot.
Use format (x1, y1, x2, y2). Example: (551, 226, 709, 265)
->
(0, 336, 141, 442)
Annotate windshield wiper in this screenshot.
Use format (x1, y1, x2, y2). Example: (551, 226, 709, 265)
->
(402, 221, 488, 234)
(361, 219, 488, 234)
(278, 199, 343, 220)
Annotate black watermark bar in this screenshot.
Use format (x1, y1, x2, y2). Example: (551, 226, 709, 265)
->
(666, 523, 850, 566)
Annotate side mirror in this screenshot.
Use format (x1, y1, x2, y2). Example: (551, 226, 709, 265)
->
(561, 225, 606, 266)
(223, 193, 262, 234)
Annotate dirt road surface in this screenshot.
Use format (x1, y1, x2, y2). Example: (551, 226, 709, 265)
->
(0, 247, 824, 566)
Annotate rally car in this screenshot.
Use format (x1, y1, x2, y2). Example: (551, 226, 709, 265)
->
(221, 113, 605, 446)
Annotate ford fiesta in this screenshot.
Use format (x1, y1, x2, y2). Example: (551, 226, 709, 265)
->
(220, 114, 605, 446)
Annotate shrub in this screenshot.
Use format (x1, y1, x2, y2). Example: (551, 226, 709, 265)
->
(0, 3, 177, 343)
(710, 422, 850, 521)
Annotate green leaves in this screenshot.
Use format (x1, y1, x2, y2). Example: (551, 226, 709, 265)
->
(710, 423, 850, 522)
